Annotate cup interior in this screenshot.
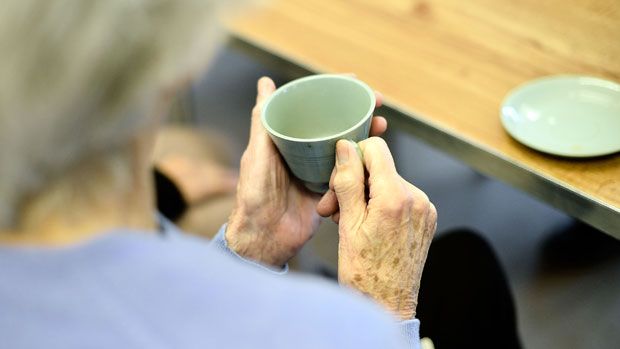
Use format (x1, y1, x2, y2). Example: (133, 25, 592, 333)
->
(263, 76, 374, 140)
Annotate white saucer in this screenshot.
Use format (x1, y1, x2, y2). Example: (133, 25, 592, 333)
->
(501, 76, 620, 157)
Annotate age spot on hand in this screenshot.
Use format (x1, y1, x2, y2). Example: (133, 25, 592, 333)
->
(360, 249, 368, 259)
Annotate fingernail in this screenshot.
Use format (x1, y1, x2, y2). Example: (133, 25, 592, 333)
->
(336, 140, 349, 165)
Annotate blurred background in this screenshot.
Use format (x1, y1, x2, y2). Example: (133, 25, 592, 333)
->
(167, 44, 620, 349)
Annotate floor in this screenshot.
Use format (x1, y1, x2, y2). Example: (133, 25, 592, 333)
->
(184, 46, 620, 349)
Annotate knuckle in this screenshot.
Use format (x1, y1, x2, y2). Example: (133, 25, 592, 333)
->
(382, 190, 412, 215)
(333, 171, 361, 193)
(404, 189, 416, 205)
(412, 193, 430, 214)
(400, 190, 415, 211)
(428, 203, 438, 225)
(428, 202, 437, 218)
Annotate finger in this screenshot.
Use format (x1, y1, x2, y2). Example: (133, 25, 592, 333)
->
(374, 91, 383, 108)
(252, 77, 276, 127)
(331, 212, 340, 224)
(317, 189, 339, 217)
(358, 137, 401, 194)
(317, 166, 340, 217)
(328, 164, 337, 190)
(255, 76, 276, 107)
(369, 116, 387, 137)
(249, 77, 276, 146)
(332, 140, 366, 227)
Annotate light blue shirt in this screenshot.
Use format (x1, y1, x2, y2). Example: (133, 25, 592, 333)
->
(0, 219, 420, 348)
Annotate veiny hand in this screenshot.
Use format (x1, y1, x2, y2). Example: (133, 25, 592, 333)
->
(226, 77, 387, 266)
(317, 137, 437, 320)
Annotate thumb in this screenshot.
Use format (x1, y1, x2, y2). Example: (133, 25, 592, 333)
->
(249, 77, 276, 146)
(333, 140, 366, 227)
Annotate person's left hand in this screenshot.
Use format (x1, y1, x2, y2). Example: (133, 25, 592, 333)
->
(226, 76, 387, 266)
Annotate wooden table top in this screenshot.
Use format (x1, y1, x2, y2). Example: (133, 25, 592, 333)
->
(226, 0, 620, 236)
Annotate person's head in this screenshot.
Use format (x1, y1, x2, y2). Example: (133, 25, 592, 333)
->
(0, 0, 241, 230)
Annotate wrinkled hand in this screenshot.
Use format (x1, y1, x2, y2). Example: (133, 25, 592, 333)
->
(317, 137, 437, 320)
(226, 77, 387, 266)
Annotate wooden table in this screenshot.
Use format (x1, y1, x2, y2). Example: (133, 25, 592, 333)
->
(225, 0, 620, 237)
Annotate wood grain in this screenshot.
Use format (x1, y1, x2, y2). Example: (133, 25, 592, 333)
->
(226, 0, 620, 212)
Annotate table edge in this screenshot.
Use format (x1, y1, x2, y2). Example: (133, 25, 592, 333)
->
(225, 32, 620, 238)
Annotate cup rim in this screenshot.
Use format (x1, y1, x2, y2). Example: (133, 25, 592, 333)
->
(261, 74, 376, 142)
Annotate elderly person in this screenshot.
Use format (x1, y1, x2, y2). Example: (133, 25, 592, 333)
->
(0, 0, 437, 348)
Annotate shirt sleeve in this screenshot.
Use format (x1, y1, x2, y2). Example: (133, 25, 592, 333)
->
(210, 224, 289, 275)
(399, 319, 422, 349)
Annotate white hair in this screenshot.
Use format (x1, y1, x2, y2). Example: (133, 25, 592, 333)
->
(0, 0, 242, 228)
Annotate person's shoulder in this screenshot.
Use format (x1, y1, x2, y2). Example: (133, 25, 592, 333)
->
(0, 229, 407, 349)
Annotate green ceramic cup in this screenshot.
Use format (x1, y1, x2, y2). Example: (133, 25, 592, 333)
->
(261, 74, 376, 193)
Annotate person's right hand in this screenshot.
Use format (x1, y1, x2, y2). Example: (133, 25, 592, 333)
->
(317, 137, 437, 320)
